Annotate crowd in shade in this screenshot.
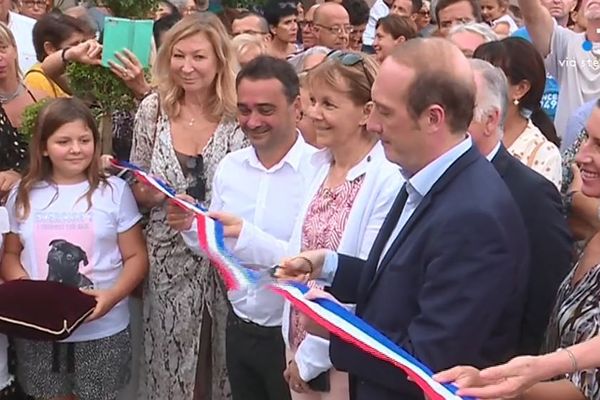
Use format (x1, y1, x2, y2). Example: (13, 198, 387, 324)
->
(0, 0, 598, 399)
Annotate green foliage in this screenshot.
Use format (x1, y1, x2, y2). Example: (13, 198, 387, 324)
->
(223, 0, 268, 9)
(90, 0, 159, 19)
(67, 63, 138, 114)
(20, 99, 51, 142)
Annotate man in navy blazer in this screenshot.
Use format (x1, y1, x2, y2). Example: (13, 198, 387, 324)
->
(279, 39, 530, 400)
(468, 59, 573, 355)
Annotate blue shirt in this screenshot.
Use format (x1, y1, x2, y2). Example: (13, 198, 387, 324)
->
(512, 27, 560, 121)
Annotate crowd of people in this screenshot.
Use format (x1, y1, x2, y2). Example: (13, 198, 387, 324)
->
(0, 0, 598, 399)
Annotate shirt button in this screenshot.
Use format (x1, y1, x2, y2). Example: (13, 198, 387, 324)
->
(367, 155, 371, 162)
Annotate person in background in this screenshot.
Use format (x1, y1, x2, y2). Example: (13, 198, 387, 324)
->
(480, 0, 519, 36)
(300, 4, 319, 49)
(264, 0, 300, 59)
(373, 14, 417, 62)
(25, 12, 88, 98)
(312, 2, 351, 50)
(232, 33, 268, 67)
(569, 0, 586, 31)
(362, 0, 392, 52)
(342, 0, 370, 50)
(413, 0, 431, 31)
(1, 0, 35, 71)
(129, 13, 246, 400)
(231, 11, 269, 38)
(435, 0, 481, 36)
(474, 37, 562, 188)
(17, 0, 47, 20)
(153, 13, 182, 49)
(154, 0, 181, 20)
(467, 58, 572, 356)
(447, 22, 498, 57)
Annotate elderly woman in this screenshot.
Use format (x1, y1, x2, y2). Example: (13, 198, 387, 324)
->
(129, 13, 246, 400)
(447, 22, 498, 58)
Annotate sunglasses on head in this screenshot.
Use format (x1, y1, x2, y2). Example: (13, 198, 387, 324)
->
(326, 50, 374, 89)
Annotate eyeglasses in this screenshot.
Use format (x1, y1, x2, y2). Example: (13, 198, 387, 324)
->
(326, 49, 374, 89)
(298, 20, 314, 29)
(315, 24, 352, 35)
(21, 0, 46, 6)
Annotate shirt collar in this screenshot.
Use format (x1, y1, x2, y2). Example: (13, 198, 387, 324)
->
(404, 136, 472, 198)
(310, 141, 384, 180)
(245, 131, 306, 173)
(486, 141, 502, 161)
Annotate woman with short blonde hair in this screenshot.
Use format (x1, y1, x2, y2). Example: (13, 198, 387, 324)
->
(130, 12, 247, 400)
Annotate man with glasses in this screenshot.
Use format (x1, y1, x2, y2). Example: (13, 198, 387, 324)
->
(231, 11, 270, 39)
(18, 0, 47, 20)
(312, 2, 351, 50)
(166, 56, 318, 400)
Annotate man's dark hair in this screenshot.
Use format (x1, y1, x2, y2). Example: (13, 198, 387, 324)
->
(262, 0, 298, 27)
(342, 0, 370, 26)
(434, 0, 482, 24)
(234, 11, 270, 33)
(153, 13, 182, 48)
(236, 55, 300, 103)
(33, 12, 89, 62)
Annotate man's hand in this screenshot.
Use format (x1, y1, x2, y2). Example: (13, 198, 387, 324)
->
(207, 211, 243, 238)
(166, 194, 196, 231)
(284, 359, 311, 393)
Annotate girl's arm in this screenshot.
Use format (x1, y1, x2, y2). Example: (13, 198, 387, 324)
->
(0, 233, 29, 281)
(83, 223, 148, 321)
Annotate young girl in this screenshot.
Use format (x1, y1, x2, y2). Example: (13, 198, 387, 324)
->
(480, 0, 519, 37)
(1, 97, 148, 400)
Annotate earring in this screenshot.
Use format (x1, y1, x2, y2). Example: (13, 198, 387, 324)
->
(513, 99, 520, 106)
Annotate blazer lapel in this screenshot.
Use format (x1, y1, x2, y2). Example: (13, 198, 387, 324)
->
(362, 145, 482, 299)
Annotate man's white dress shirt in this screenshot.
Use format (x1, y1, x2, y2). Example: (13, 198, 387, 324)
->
(8, 12, 36, 72)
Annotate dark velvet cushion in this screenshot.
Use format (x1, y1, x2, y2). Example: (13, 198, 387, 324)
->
(0, 280, 97, 341)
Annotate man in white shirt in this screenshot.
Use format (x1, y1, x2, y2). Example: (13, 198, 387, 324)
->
(1, 1, 36, 72)
(518, 0, 600, 137)
(166, 56, 318, 400)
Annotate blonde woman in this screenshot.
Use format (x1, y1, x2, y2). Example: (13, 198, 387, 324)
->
(129, 13, 246, 400)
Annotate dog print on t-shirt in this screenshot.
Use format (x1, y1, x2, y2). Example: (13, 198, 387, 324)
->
(34, 211, 95, 289)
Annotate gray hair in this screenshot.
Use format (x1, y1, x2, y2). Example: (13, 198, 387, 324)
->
(469, 58, 509, 138)
(448, 22, 499, 43)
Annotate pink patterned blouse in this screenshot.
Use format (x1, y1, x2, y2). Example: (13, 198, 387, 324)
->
(289, 174, 365, 350)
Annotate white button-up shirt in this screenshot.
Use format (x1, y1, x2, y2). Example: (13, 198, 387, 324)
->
(182, 134, 318, 327)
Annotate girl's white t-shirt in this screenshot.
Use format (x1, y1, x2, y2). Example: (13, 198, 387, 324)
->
(493, 14, 519, 34)
(6, 176, 142, 342)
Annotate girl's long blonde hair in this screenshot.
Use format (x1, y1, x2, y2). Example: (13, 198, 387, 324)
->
(152, 12, 238, 121)
(15, 98, 106, 220)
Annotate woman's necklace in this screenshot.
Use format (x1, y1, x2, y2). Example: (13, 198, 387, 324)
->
(0, 82, 25, 104)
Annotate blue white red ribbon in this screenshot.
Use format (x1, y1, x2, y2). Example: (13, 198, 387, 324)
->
(111, 160, 257, 291)
(271, 281, 472, 400)
(113, 160, 470, 400)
